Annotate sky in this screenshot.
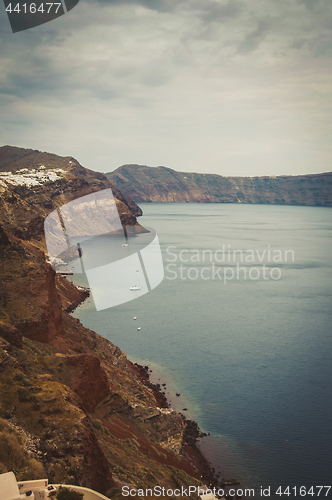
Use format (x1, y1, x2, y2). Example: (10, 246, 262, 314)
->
(1, 0, 332, 176)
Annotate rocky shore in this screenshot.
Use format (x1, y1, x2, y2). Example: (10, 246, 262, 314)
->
(1, 221, 223, 497)
(69, 293, 224, 491)
(133, 364, 221, 487)
(0, 145, 233, 498)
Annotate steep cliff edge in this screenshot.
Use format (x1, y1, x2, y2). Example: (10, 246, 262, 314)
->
(0, 147, 216, 498)
(106, 164, 332, 206)
(0, 229, 212, 497)
(0, 146, 142, 241)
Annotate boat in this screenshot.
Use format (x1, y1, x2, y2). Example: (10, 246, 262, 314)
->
(122, 243, 128, 247)
(133, 316, 137, 320)
(137, 327, 141, 331)
(130, 286, 142, 290)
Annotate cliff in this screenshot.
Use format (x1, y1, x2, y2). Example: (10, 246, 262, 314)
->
(106, 164, 332, 206)
(0, 146, 143, 241)
(0, 147, 216, 498)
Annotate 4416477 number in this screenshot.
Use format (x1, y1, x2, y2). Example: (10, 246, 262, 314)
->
(276, 486, 331, 497)
(5, 3, 62, 14)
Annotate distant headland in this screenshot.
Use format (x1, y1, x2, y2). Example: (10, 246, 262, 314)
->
(106, 165, 332, 206)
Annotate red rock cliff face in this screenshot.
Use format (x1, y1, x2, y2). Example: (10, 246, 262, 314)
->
(0, 147, 146, 342)
(0, 232, 116, 493)
(0, 234, 63, 343)
(79, 418, 114, 492)
(67, 354, 110, 412)
(0, 147, 218, 496)
(0, 228, 214, 495)
(17, 264, 64, 343)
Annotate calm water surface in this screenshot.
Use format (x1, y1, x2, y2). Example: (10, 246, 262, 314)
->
(72, 204, 332, 498)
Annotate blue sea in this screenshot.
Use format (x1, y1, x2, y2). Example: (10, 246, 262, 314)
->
(71, 203, 332, 498)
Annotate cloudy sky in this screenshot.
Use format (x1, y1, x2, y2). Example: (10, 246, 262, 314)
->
(1, 0, 332, 176)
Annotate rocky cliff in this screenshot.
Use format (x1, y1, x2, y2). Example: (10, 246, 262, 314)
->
(0, 147, 216, 498)
(106, 164, 332, 206)
(0, 146, 143, 241)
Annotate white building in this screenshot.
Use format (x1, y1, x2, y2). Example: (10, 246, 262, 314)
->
(0, 472, 109, 500)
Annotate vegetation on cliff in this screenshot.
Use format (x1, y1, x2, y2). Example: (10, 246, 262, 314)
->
(0, 146, 215, 498)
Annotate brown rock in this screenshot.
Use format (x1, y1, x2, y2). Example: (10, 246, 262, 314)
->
(67, 354, 110, 412)
(16, 264, 64, 343)
(78, 417, 114, 494)
(0, 323, 23, 348)
(0, 224, 9, 251)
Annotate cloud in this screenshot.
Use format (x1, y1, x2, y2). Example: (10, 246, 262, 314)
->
(1, 0, 332, 175)
(194, 0, 244, 22)
(85, 0, 181, 13)
(236, 18, 271, 53)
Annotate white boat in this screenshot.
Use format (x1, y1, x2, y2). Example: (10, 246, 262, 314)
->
(130, 286, 142, 290)
(133, 316, 137, 320)
(122, 243, 128, 247)
(137, 327, 141, 331)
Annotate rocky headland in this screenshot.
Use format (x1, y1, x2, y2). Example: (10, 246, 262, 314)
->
(106, 164, 332, 206)
(0, 146, 221, 498)
(0, 145, 143, 241)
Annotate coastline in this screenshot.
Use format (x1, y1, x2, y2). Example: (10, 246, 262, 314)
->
(68, 282, 230, 491)
(133, 361, 242, 494)
(133, 363, 221, 488)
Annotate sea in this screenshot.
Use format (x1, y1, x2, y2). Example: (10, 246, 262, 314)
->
(70, 203, 332, 499)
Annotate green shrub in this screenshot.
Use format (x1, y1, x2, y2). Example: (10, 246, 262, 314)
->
(21, 377, 32, 387)
(18, 387, 30, 401)
(14, 372, 26, 382)
(90, 419, 103, 432)
(56, 486, 84, 500)
(0, 420, 44, 480)
(107, 487, 122, 500)
(16, 350, 27, 361)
